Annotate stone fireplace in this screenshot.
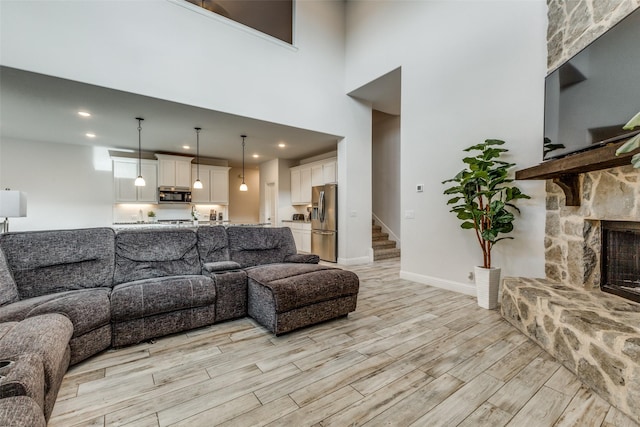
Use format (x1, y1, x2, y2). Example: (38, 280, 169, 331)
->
(601, 220, 640, 303)
(500, 1, 640, 423)
(544, 165, 640, 292)
(501, 164, 640, 423)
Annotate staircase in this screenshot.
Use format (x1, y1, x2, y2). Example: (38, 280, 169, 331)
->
(372, 220, 400, 261)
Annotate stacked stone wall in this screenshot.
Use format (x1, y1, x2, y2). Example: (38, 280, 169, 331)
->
(505, 3, 640, 423)
(545, 166, 640, 288)
(545, 0, 640, 286)
(547, 0, 640, 71)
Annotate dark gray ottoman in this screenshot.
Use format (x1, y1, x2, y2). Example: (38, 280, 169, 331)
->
(246, 263, 359, 335)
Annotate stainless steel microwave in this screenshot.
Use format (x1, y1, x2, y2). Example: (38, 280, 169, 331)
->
(158, 186, 192, 204)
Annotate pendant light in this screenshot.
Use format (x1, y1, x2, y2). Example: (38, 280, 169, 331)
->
(134, 117, 146, 187)
(239, 134, 248, 192)
(193, 127, 203, 189)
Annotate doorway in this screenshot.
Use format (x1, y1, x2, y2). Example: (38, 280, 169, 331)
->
(264, 182, 276, 226)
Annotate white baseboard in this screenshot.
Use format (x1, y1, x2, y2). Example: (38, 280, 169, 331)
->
(338, 254, 373, 266)
(372, 213, 401, 249)
(400, 270, 476, 296)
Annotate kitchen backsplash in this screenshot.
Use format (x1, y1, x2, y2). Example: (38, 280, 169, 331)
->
(113, 204, 227, 223)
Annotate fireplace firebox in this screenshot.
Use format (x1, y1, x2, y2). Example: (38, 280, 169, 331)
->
(601, 221, 640, 303)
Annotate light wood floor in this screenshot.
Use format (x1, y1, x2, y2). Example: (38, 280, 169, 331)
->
(50, 260, 639, 427)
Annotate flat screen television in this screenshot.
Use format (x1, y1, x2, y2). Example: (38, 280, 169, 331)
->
(544, 8, 640, 160)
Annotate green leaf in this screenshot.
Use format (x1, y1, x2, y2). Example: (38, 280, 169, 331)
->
(460, 222, 476, 229)
(623, 111, 640, 130)
(616, 134, 640, 155)
(484, 139, 506, 146)
(446, 196, 462, 204)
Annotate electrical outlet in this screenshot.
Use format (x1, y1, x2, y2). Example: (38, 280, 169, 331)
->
(416, 184, 424, 192)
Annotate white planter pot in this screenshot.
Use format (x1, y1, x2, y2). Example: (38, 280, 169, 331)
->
(475, 266, 501, 310)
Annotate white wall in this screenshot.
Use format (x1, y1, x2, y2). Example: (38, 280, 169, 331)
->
(372, 111, 401, 245)
(0, 0, 347, 137)
(345, 1, 548, 290)
(258, 158, 297, 226)
(1, 139, 114, 231)
(228, 166, 260, 223)
(0, 0, 373, 265)
(0, 0, 550, 275)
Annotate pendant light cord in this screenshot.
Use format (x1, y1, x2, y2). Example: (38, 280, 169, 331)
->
(241, 135, 246, 185)
(195, 127, 201, 181)
(137, 117, 144, 177)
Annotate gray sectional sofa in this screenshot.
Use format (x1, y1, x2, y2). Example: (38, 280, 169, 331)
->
(0, 225, 359, 425)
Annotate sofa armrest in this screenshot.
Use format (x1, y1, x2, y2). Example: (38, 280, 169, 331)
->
(284, 254, 320, 264)
(0, 354, 45, 409)
(203, 261, 242, 273)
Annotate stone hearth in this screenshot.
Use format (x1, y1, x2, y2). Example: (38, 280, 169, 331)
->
(502, 277, 640, 423)
(502, 164, 640, 423)
(504, 2, 640, 423)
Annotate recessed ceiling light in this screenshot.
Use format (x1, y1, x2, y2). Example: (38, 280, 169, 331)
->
(78, 111, 91, 117)
(86, 133, 96, 138)
(182, 145, 190, 149)
(278, 143, 286, 148)
(252, 154, 259, 158)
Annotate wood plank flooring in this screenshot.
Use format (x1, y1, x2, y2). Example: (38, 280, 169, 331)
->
(50, 260, 639, 427)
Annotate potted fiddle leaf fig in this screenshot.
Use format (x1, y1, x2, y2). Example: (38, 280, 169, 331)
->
(442, 139, 530, 309)
(615, 112, 640, 168)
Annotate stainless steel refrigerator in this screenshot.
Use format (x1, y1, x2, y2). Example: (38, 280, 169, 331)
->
(311, 184, 337, 262)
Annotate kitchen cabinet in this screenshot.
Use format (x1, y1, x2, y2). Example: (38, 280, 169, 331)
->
(291, 158, 336, 205)
(290, 167, 311, 205)
(311, 164, 324, 187)
(113, 158, 158, 203)
(311, 160, 336, 186)
(323, 160, 337, 183)
(285, 221, 311, 252)
(191, 165, 230, 204)
(155, 154, 194, 188)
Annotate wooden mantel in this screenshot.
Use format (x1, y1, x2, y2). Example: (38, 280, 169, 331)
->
(515, 136, 639, 206)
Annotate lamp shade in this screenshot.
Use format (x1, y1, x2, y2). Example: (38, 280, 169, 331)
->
(0, 191, 27, 217)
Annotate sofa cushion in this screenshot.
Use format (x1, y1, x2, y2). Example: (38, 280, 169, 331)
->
(203, 261, 242, 273)
(0, 353, 45, 411)
(284, 253, 320, 264)
(246, 263, 360, 313)
(0, 289, 111, 338)
(0, 396, 46, 427)
(0, 313, 73, 419)
(197, 226, 231, 264)
(114, 229, 201, 285)
(0, 246, 18, 306)
(0, 228, 115, 299)
(227, 227, 298, 268)
(111, 275, 216, 321)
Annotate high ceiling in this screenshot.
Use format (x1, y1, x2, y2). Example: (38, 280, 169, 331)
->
(0, 66, 341, 167)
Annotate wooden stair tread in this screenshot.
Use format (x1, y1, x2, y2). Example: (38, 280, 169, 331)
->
(371, 220, 400, 260)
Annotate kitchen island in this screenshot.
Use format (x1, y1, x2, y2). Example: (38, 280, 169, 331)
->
(112, 221, 271, 229)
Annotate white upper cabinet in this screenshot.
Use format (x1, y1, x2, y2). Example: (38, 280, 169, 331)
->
(113, 158, 158, 203)
(291, 169, 302, 204)
(323, 160, 337, 184)
(291, 166, 312, 205)
(155, 154, 194, 188)
(311, 164, 324, 187)
(290, 158, 336, 205)
(191, 164, 230, 204)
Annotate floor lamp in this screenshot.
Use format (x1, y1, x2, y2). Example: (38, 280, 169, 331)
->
(0, 190, 27, 233)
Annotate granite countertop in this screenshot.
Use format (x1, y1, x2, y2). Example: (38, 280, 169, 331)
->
(112, 221, 271, 229)
(281, 220, 311, 223)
